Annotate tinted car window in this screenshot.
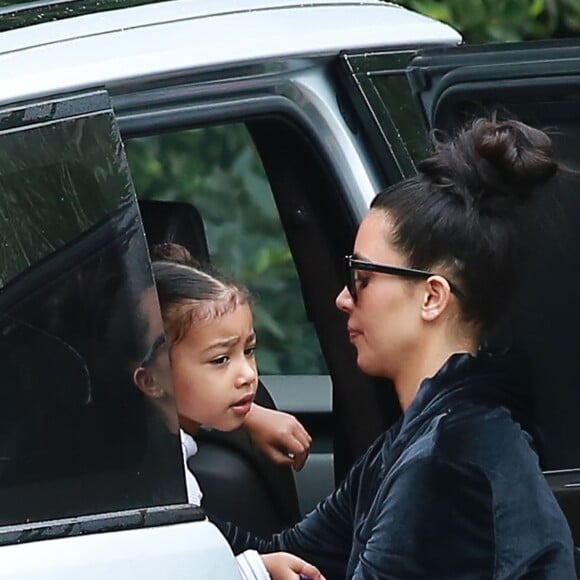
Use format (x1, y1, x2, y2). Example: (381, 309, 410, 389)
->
(0, 92, 186, 526)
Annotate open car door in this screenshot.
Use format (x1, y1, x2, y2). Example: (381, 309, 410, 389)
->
(0, 89, 238, 578)
(341, 39, 580, 546)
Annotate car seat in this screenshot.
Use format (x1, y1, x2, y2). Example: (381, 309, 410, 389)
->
(138, 199, 301, 536)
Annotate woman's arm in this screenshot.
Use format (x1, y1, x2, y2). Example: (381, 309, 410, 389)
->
(352, 456, 495, 579)
(209, 430, 392, 580)
(210, 485, 352, 580)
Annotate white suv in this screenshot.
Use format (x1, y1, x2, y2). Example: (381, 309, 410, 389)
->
(1, 1, 579, 577)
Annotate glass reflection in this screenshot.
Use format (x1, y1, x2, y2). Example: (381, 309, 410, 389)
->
(0, 107, 185, 526)
(0, 114, 133, 287)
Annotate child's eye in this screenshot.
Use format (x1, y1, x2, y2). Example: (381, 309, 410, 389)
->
(210, 355, 229, 366)
(244, 345, 256, 358)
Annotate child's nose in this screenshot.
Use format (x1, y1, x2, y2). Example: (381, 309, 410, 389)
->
(236, 358, 257, 387)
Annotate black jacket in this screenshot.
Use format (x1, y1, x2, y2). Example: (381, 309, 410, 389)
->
(217, 352, 576, 579)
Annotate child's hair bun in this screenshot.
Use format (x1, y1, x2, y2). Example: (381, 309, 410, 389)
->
(150, 242, 199, 266)
(419, 115, 559, 213)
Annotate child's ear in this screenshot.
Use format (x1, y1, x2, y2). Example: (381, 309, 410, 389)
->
(133, 366, 165, 399)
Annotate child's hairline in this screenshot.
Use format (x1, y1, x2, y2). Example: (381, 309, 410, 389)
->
(165, 292, 252, 347)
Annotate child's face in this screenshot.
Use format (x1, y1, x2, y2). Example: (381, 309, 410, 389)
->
(170, 302, 258, 432)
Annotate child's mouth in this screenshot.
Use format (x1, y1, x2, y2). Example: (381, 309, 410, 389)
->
(230, 393, 255, 415)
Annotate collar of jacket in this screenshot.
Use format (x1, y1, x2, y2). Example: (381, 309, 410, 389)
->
(379, 349, 534, 474)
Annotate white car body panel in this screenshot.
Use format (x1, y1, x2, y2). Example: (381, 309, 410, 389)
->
(0, 519, 240, 579)
(0, 1, 460, 106)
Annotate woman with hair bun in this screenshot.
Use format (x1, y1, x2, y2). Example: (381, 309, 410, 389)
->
(219, 116, 576, 578)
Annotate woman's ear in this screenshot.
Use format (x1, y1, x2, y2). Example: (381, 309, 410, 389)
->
(133, 366, 165, 399)
(421, 275, 452, 322)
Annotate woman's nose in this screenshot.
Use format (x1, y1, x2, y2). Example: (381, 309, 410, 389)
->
(336, 285, 354, 313)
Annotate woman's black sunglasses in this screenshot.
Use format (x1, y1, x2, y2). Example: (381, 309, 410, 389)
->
(343, 254, 464, 303)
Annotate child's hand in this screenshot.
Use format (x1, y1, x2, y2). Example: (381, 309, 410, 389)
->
(261, 552, 325, 580)
(243, 405, 312, 471)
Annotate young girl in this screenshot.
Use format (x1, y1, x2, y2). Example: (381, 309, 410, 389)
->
(133, 243, 324, 580)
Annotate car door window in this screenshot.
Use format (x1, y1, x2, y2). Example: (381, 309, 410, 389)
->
(0, 90, 185, 527)
(126, 123, 327, 376)
(340, 50, 431, 184)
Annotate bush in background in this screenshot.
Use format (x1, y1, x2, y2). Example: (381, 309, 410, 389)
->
(397, 0, 580, 43)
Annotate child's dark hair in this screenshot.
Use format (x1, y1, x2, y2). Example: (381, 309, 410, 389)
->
(371, 114, 560, 332)
(151, 243, 250, 345)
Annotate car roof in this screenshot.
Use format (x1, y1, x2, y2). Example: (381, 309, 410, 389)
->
(0, 0, 450, 35)
(0, 0, 461, 106)
(2, 1, 370, 29)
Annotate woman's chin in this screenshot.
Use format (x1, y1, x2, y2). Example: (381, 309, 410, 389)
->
(356, 354, 384, 377)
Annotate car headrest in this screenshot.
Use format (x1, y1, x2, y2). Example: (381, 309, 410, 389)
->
(138, 200, 209, 263)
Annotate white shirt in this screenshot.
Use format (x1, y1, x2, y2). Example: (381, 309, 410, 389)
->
(179, 429, 270, 580)
(180, 429, 203, 506)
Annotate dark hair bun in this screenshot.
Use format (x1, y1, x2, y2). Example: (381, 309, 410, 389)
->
(419, 115, 559, 213)
(150, 242, 200, 266)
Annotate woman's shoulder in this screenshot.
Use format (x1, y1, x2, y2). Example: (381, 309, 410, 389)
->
(415, 402, 540, 478)
(388, 406, 544, 510)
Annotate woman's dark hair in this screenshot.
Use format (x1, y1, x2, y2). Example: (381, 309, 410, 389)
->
(151, 243, 250, 345)
(371, 114, 560, 332)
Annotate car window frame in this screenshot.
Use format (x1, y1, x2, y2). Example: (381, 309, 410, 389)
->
(0, 87, 199, 537)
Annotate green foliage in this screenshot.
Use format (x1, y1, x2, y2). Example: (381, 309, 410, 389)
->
(396, 0, 580, 43)
(125, 125, 327, 375)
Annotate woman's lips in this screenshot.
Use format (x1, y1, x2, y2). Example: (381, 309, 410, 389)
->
(347, 326, 361, 341)
(231, 393, 255, 415)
